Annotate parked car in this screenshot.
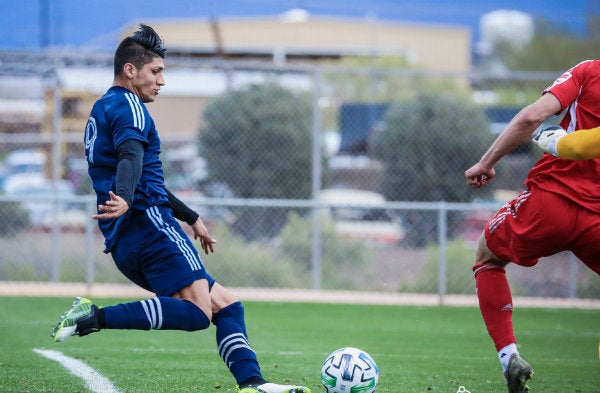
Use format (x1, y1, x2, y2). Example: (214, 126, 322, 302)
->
(4, 178, 88, 231)
(2, 149, 47, 195)
(4, 149, 46, 176)
(318, 188, 405, 245)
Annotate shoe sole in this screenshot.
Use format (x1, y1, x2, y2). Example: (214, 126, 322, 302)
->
(239, 385, 311, 393)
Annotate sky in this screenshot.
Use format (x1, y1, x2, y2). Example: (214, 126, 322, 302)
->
(0, 0, 588, 51)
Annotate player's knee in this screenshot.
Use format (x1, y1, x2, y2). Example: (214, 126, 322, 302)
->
(192, 299, 213, 322)
(472, 262, 505, 277)
(211, 300, 244, 325)
(474, 232, 490, 260)
(474, 233, 504, 266)
(183, 299, 211, 331)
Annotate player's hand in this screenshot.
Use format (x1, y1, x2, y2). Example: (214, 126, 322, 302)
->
(465, 162, 495, 189)
(190, 218, 216, 254)
(532, 125, 566, 156)
(93, 191, 129, 220)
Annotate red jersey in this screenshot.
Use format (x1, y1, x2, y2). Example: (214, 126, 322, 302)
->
(525, 60, 600, 213)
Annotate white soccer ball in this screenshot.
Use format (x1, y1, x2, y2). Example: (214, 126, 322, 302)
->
(320, 347, 379, 393)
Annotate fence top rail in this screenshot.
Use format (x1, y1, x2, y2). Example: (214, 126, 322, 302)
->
(175, 196, 504, 211)
(0, 193, 503, 211)
(0, 49, 562, 81)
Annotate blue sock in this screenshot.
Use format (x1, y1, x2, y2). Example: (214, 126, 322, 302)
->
(213, 301, 263, 385)
(103, 297, 210, 331)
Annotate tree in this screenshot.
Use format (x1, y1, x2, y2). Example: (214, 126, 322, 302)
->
(371, 93, 494, 246)
(199, 83, 315, 239)
(372, 93, 492, 202)
(501, 19, 598, 72)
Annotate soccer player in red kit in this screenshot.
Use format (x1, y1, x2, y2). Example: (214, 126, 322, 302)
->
(465, 60, 600, 393)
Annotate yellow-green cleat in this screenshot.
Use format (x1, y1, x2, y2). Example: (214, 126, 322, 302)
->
(51, 297, 101, 342)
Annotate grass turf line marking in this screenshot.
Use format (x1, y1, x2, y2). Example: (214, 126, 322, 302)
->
(34, 348, 123, 393)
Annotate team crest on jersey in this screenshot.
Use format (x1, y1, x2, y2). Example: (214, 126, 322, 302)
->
(85, 116, 97, 164)
(545, 59, 593, 92)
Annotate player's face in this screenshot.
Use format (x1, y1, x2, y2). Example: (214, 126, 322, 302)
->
(132, 57, 165, 103)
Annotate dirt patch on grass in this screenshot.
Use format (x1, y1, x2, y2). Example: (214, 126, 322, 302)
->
(1, 281, 599, 309)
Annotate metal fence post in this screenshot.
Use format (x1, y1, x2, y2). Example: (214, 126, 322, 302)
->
(49, 66, 62, 282)
(568, 252, 578, 299)
(311, 67, 323, 290)
(437, 202, 448, 305)
(85, 196, 95, 290)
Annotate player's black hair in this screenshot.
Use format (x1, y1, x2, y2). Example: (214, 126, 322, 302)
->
(113, 24, 167, 77)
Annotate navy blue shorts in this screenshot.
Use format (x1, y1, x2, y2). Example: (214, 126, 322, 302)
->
(110, 205, 214, 297)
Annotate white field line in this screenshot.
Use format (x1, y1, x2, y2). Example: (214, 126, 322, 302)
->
(33, 348, 123, 393)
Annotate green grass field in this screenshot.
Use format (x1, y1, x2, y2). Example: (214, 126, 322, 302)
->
(0, 296, 598, 393)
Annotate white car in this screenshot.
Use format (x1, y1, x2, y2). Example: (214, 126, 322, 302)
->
(4, 178, 88, 230)
(318, 188, 404, 245)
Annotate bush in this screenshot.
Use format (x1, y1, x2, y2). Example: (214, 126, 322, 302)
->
(194, 212, 376, 290)
(0, 201, 30, 237)
(199, 83, 318, 240)
(400, 238, 476, 294)
(199, 223, 305, 288)
(278, 212, 376, 290)
(400, 237, 541, 296)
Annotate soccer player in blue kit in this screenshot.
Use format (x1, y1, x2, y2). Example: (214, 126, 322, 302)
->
(51, 24, 310, 393)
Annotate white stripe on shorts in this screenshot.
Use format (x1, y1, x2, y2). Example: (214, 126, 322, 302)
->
(146, 206, 203, 271)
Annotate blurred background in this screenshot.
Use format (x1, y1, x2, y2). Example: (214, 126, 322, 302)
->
(0, 0, 598, 301)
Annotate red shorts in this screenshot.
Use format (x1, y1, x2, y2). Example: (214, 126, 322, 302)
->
(485, 186, 600, 275)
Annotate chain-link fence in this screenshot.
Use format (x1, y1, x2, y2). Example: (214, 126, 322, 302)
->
(0, 51, 597, 300)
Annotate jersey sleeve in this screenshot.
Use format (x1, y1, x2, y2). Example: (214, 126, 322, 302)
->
(111, 92, 150, 149)
(543, 60, 591, 111)
(556, 125, 600, 160)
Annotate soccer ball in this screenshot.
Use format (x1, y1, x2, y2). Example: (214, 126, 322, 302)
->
(320, 347, 379, 393)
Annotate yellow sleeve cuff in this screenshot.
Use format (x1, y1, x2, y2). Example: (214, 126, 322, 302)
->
(556, 126, 600, 160)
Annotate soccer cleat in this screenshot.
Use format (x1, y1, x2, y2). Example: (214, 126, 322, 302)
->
(51, 297, 101, 342)
(238, 382, 311, 393)
(504, 353, 534, 393)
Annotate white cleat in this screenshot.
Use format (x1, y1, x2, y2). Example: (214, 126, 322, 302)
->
(238, 382, 311, 393)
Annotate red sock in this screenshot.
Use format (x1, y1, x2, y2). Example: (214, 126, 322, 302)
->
(473, 263, 516, 351)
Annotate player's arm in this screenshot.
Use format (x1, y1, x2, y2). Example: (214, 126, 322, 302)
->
(533, 125, 600, 160)
(465, 92, 561, 188)
(93, 139, 143, 220)
(165, 188, 216, 254)
(115, 139, 144, 206)
(165, 188, 199, 225)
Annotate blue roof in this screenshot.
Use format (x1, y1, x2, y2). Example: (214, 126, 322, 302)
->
(0, 0, 587, 50)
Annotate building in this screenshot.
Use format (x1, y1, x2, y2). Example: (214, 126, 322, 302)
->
(0, 12, 471, 186)
(127, 10, 471, 73)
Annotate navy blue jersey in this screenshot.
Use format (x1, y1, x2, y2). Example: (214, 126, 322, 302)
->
(84, 86, 168, 251)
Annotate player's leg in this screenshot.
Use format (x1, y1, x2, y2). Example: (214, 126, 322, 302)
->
(472, 234, 520, 371)
(473, 237, 534, 393)
(52, 206, 212, 341)
(210, 284, 262, 386)
(472, 192, 536, 392)
(99, 280, 212, 331)
(474, 188, 576, 392)
(51, 289, 211, 342)
(106, 207, 213, 330)
(570, 207, 600, 276)
(210, 283, 311, 393)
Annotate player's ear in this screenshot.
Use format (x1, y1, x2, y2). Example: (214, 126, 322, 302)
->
(123, 63, 136, 79)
